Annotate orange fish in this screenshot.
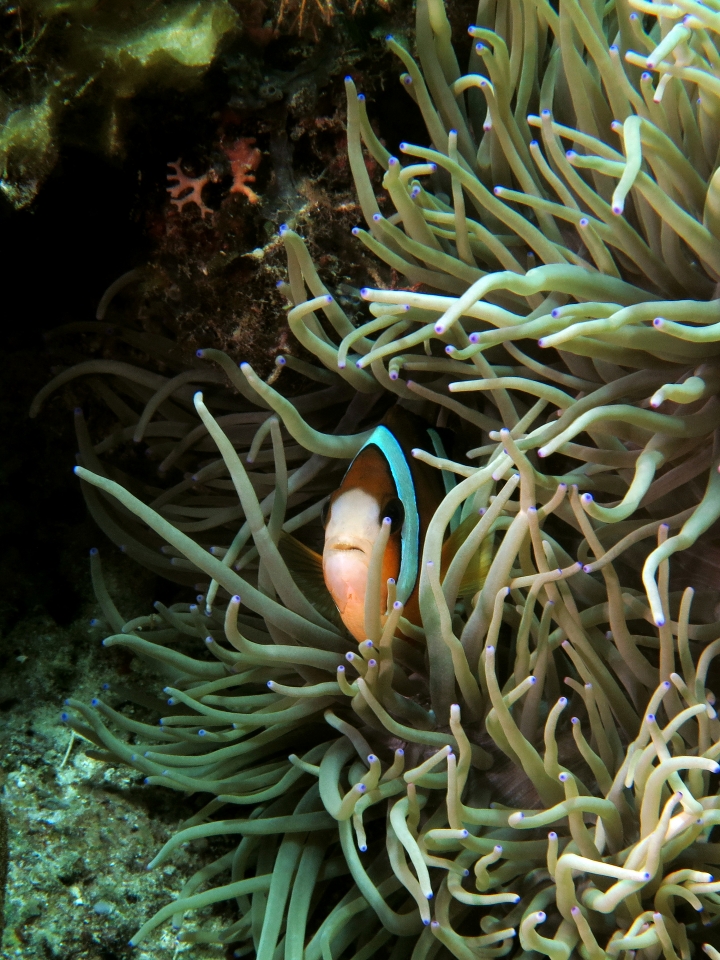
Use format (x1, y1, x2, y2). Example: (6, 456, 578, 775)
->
(281, 407, 493, 642)
(321, 407, 446, 640)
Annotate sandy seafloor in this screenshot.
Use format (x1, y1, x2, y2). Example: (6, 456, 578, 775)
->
(0, 550, 233, 959)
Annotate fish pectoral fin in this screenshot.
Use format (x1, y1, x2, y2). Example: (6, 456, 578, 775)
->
(279, 530, 324, 570)
(457, 534, 494, 598)
(278, 532, 343, 626)
(441, 520, 494, 599)
(441, 511, 482, 563)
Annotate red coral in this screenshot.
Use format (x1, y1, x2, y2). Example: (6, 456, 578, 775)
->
(167, 160, 214, 219)
(237, 0, 279, 47)
(223, 138, 262, 203)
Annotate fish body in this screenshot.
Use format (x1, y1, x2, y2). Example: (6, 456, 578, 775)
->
(322, 407, 446, 641)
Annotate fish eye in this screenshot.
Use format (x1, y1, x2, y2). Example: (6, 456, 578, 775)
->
(382, 497, 405, 534)
(320, 498, 332, 528)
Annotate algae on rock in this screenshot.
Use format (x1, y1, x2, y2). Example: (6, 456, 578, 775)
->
(0, 0, 239, 207)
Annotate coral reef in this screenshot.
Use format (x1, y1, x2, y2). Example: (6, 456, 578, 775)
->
(26, 0, 720, 956)
(0, 0, 413, 209)
(0, 0, 239, 207)
(275, 0, 391, 40)
(167, 160, 217, 219)
(225, 137, 262, 202)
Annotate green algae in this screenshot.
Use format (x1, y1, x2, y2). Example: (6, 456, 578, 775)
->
(0, 0, 238, 208)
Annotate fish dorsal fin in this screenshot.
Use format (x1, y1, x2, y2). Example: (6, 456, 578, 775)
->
(441, 513, 494, 599)
(278, 532, 343, 626)
(356, 424, 419, 605)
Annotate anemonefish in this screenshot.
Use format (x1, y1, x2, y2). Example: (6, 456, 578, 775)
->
(321, 407, 446, 641)
(280, 406, 493, 642)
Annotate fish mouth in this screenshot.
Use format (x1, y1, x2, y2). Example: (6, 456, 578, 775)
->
(324, 537, 373, 555)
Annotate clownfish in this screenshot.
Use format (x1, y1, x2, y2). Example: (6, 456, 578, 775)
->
(281, 406, 493, 642)
(321, 407, 445, 641)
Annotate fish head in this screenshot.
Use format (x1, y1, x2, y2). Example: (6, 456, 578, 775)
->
(322, 444, 401, 642)
(322, 407, 448, 642)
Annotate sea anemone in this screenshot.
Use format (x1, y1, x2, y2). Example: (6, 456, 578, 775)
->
(33, 0, 720, 955)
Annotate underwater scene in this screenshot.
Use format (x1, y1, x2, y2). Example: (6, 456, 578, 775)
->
(6, 0, 720, 957)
